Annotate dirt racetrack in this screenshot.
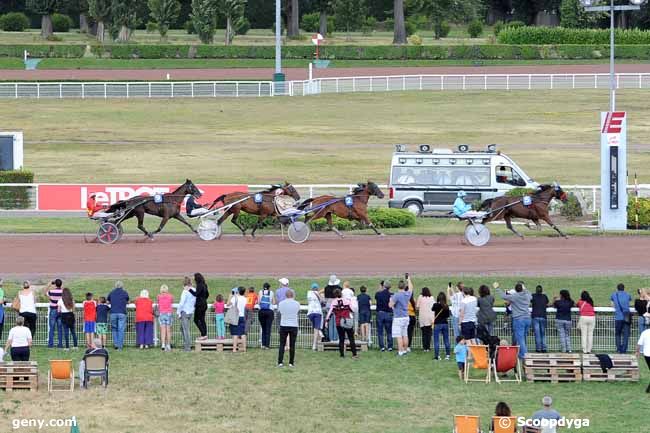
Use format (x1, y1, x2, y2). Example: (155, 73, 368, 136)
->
(0, 234, 648, 278)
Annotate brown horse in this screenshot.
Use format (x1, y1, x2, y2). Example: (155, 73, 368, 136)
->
(298, 181, 385, 237)
(106, 179, 202, 239)
(480, 183, 569, 239)
(213, 182, 300, 238)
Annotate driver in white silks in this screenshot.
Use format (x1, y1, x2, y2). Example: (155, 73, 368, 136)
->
(186, 195, 210, 217)
(274, 188, 297, 215)
(453, 190, 486, 220)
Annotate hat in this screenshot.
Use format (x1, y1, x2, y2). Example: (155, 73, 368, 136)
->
(231, 287, 238, 294)
(542, 396, 553, 406)
(328, 275, 340, 286)
(457, 190, 467, 198)
(278, 278, 289, 286)
(311, 282, 319, 290)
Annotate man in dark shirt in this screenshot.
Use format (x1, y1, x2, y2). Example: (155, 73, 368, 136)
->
(531, 285, 549, 353)
(356, 286, 372, 342)
(374, 281, 393, 351)
(107, 281, 130, 351)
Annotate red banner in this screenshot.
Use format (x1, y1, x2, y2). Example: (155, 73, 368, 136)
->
(38, 184, 248, 211)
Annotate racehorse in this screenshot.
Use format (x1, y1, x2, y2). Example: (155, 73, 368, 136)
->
(298, 181, 385, 237)
(106, 179, 202, 240)
(213, 182, 301, 238)
(480, 182, 569, 239)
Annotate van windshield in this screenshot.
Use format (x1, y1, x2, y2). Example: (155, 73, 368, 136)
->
(495, 165, 526, 187)
(392, 166, 490, 186)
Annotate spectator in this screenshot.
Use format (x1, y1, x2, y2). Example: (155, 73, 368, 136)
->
(276, 278, 294, 349)
(491, 402, 512, 432)
(447, 282, 465, 338)
(553, 289, 574, 353)
(323, 275, 342, 342)
(107, 281, 129, 351)
(477, 284, 497, 336)
(611, 283, 632, 354)
(326, 289, 358, 359)
(532, 396, 562, 433)
(177, 278, 196, 352)
(459, 287, 478, 340)
(406, 283, 417, 351)
(17, 281, 37, 338)
(454, 336, 467, 380)
(432, 292, 451, 360)
(357, 286, 372, 343)
(95, 297, 110, 349)
(4, 316, 32, 361)
(277, 290, 300, 367)
(258, 282, 275, 350)
(135, 289, 154, 350)
(307, 283, 324, 351)
(341, 281, 354, 300)
(157, 285, 174, 351)
(83, 293, 97, 349)
(245, 287, 258, 333)
(375, 281, 393, 352)
(44, 278, 64, 349)
(56, 287, 78, 351)
(227, 287, 247, 352)
(497, 282, 532, 359)
(531, 285, 549, 353)
(636, 327, 650, 393)
(193, 273, 210, 340)
(0, 278, 5, 341)
(213, 294, 226, 340)
(389, 278, 413, 357)
(577, 291, 596, 354)
(634, 288, 649, 336)
(416, 286, 435, 352)
(79, 337, 109, 385)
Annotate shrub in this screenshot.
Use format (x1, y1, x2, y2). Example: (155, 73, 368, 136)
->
(467, 20, 483, 38)
(434, 21, 450, 39)
(146, 21, 159, 33)
(237, 212, 277, 230)
(310, 208, 415, 232)
(0, 170, 34, 210)
(407, 34, 423, 46)
(560, 193, 583, 220)
(493, 21, 504, 36)
(361, 16, 377, 35)
(235, 17, 250, 36)
(405, 20, 416, 37)
(498, 26, 650, 45)
(184, 20, 195, 34)
(506, 187, 535, 197)
(51, 13, 73, 33)
(301, 12, 319, 33)
(628, 198, 650, 228)
(0, 12, 30, 32)
(507, 20, 525, 29)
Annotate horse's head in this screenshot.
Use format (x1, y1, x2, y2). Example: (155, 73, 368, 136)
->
(367, 181, 385, 199)
(282, 182, 301, 201)
(183, 179, 202, 199)
(552, 181, 568, 203)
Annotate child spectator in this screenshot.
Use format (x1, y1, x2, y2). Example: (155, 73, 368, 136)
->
(214, 294, 226, 339)
(245, 287, 258, 333)
(83, 292, 97, 349)
(135, 290, 154, 349)
(454, 336, 467, 380)
(95, 297, 110, 348)
(357, 286, 372, 342)
(157, 285, 174, 351)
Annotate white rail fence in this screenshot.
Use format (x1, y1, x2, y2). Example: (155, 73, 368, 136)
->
(2, 73, 650, 99)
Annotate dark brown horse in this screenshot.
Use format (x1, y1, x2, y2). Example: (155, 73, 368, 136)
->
(213, 182, 300, 238)
(480, 183, 569, 239)
(107, 179, 202, 239)
(298, 181, 385, 237)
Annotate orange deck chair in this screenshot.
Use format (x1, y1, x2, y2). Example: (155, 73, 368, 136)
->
(48, 359, 74, 392)
(454, 415, 481, 433)
(465, 344, 491, 383)
(492, 416, 517, 433)
(493, 345, 522, 384)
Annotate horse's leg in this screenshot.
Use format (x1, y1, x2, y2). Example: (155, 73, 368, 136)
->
(542, 216, 569, 238)
(525, 219, 542, 230)
(359, 210, 383, 236)
(327, 213, 345, 238)
(174, 214, 197, 234)
(230, 208, 247, 237)
(135, 208, 151, 238)
(505, 215, 524, 239)
(250, 215, 263, 239)
(150, 215, 170, 236)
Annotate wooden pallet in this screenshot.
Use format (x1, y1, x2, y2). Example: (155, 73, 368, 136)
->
(524, 353, 581, 368)
(0, 362, 39, 392)
(194, 339, 246, 352)
(524, 353, 582, 383)
(525, 368, 582, 383)
(582, 354, 640, 382)
(317, 341, 369, 352)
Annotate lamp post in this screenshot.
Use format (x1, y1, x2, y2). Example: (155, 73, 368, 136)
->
(274, 0, 285, 84)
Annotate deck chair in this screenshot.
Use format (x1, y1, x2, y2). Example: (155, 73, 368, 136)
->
(493, 346, 522, 383)
(492, 416, 517, 433)
(464, 345, 491, 383)
(454, 415, 481, 433)
(82, 352, 109, 388)
(48, 359, 74, 392)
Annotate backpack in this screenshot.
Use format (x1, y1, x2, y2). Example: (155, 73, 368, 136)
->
(259, 290, 272, 310)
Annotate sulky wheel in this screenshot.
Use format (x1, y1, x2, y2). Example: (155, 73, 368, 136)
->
(464, 223, 490, 247)
(197, 218, 221, 241)
(97, 222, 121, 244)
(287, 221, 311, 244)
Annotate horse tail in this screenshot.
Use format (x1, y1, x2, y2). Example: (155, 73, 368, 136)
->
(479, 198, 494, 211)
(209, 193, 228, 209)
(298, 198, 314, 210)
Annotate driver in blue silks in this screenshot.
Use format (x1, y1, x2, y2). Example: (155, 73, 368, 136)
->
(186, 195, 210, 217)
(453, 191, 486, 219)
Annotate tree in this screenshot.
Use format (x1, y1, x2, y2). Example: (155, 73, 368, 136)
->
(111, 0, 141, 42)
(393, 0, 406, 44)
(285, 0, 299, 37)
(148, 0, 181, 40)
(333, 0, 366, 40)
(315, 0, 332, 36)
(78, 0, 90, 33)
(559, 0, 600, 28)
(88, 0, 111, 41)
(27, 0, 61, 38)
(218, 0, 246, 45)
(191, 0, 218, 43)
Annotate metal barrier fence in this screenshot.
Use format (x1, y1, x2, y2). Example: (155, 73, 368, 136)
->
(0, 305, 643, 353)
(2, 73, 650, 99)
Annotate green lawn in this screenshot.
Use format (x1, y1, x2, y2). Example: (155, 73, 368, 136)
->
(4, 91, 650, 185)
(1, 347, 646, 433)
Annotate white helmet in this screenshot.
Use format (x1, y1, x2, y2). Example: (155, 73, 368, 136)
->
(457, 191, 467, 198)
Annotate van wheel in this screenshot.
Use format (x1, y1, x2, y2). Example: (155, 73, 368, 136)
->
(403, 201, 423, 217)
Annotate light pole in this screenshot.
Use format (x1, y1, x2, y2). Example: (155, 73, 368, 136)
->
(274, 0, 285, 83)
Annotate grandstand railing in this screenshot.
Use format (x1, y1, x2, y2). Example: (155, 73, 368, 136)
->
(1, 73, 650, 99)
(1, 304, 642, 352)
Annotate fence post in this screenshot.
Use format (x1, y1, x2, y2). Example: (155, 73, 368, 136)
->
(640, 74, 643, 89)
(369, 77, 373, 92)
(104, 83, 107, 99)
(309, 186, 314, 198)
(14, 83, 17, 99)
(149, 82, 152, 98)
(403, 76, 406, 91)
(258, 82, 261, 97)
(386, 77, 389, 91)
(236, 82, 239, 97)
(37, 83, 40, 99)
(463, 75, 466, 90)
(528, 74, 531, 90)
(171, 82, 174, 98)
(550, 75, 554, 90)
(484, 75, 487, 90)
(594, 75, 597, 89)
(572, 75, 576, 89)
(81, 83, 84, 99)
(353, 77, 356, 92)
(441, 76, 444, 91)
(126, 83, 129, 99)
(213, 82, 216, 98)
(506, 75, 510, 91)
(191, 82, 194, 98)
(592, 187, 597, 213)
(419, 75, 422, 91)
(34, 184, 39, 211)
(616, 74, 619, 90)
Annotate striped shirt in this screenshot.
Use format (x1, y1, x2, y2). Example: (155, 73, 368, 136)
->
(48, 287, 63, 309)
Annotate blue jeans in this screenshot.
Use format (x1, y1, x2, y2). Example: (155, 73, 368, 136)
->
(450, 315, 460, 339)
(433, 323, 450, 358)
(512, 317, 531, 359)
(556, 319, 572, 352)
(110, 313, 127, 349)
(639, 316, 646, 337)
(376, 311, 393, 350)
(47, 308, 63, 348)
(615, 320, 631, 353)
(532, 317, 547, 352)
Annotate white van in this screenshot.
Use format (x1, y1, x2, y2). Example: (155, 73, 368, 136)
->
(388, 144, 538, 216)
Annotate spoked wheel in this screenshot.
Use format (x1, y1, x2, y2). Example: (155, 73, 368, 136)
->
(197, 218, 222, 241)
(464, 222, 490, 247)
(97, 222, 121, 244)
(287, 221, 310, 244)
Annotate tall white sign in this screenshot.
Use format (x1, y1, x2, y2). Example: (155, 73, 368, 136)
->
(600, 112, 627, 230)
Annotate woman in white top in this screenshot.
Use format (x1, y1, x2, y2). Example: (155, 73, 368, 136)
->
(416, 287, 436, 352)
(57, 287, 78, 350)
(307, 283, 324, 350)
(4, 316, 32, 361)
(459, 287, 478, 341)
(18, 281, 37, 337)
(226, 287, 248, 352)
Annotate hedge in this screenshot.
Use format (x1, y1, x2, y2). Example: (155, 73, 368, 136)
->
(310, 208, 415, 232)
(0, 170, 34, 210)
(0, 44, 86, 58)
(499, 26, 650, 45)
(628, 198, 650, 228)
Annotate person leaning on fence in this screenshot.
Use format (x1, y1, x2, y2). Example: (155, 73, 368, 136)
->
(17, 281, 38, 338)
(4, 316, 32, 361)
(459, 286, 478, 341)
(552, 290, 574, 353)
(375, 280, 393, 352)
(326, 289, 358, 359)
(245, 287, 258, 334)
(636, 327, 650, 393)
(213, 294, 226, 340)
(323, 275, 342, 342)
(307, 283, 324, 351)
(157, 285, 174, 351)
(447, 282, 465, 339)
(432, 292, 451, 361)
(611, 283, 632, 354)
(496, 281, 532, 359)
(227, 287, 247, 353)
(58, 287, 78, 351)
(477, 284, 497, 336)
(577, 291, 596, 354)
(135, 290, 154, 350)
(389, 279, 412, 357)
(277, 290, 300, 368)
(258, 282, 275, 350)
(415, 286, 435, 352)
(357, 286, 372, 343)
(43, 278, 64, 349)
(177, 278, 196, 352)
(634, 288, 649, 337)
(107, 281, 130, 351)
(192, 273, 210, 341)
(531, 285, 550, 353)
(0, 278, 5, 341)
(83, 293, 97, 349)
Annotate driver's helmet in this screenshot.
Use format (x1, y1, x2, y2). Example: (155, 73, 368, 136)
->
(275, 188, 283, 196)
(457, 190, 467, 198)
